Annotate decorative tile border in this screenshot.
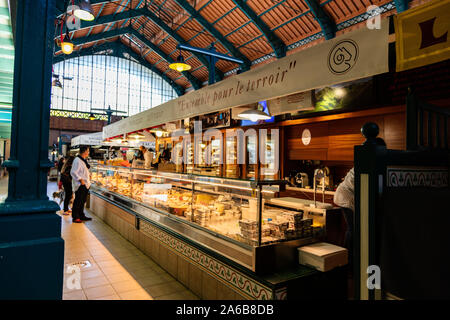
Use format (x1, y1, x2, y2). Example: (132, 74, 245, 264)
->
(387, 167, 449, 188)
(274, 287, 288, 300)
(140, 221, 274, 300)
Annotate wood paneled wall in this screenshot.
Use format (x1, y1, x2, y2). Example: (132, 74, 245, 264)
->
(285, 106, 406, 162)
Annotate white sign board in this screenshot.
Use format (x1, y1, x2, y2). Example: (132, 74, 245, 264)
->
(103, 19, 389, 138)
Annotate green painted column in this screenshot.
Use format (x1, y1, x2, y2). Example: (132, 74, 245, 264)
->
(0, 0, 64, 299)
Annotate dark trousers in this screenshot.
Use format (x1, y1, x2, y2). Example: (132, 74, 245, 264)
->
(342, 207, 354, 271)
(60, 174, 72, 212)
(72, 185, 88, 220)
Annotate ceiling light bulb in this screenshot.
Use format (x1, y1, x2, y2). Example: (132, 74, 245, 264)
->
(169, 53, 191, 72)
(155, 130, 163, 138)
(61, 33, 73, 55)
(249, 115, 259, 122)
(74, 0, 95, 21)
(334, 87, 346, 98)
(237, 109, 271, 122)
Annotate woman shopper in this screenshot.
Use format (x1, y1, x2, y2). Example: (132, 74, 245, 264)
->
(60, 156, 75, 215)
(70, 146, 92, 223)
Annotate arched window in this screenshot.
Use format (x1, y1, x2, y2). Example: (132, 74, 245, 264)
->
(51, 55, 178, 116)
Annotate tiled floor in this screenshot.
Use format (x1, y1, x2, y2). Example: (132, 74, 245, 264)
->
(1, 177, 199, 300)
(56, 182, 199, 300)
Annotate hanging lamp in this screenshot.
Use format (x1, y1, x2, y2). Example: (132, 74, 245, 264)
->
(169, 51, 191, 73)
(74, 0, 95, 21)
(128, 132, 145, 140)
(61, 32, 73, 55)
(88, 113, 96, 120)
(237, 103, 271, 122)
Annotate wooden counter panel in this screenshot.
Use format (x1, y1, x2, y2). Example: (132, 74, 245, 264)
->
(384, 112, 406, 150)
(284, 108, 406, 163)
(286, 122, 329, 150)
(288, 148, 328, 161)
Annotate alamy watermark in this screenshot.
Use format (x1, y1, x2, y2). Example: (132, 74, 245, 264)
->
(367, 265, 381, 290)
(169, 121, 279, 176)
(65, 265, 81, 290)
(366, 5, 382, 30)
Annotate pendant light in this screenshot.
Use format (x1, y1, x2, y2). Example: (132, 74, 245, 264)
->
(169, 51, 191, 73)
(149, 128, 166, 138)
(61, 32, 74, 55)
(74, 0, 95, 21)
(128, 132, 145, 140)
(88, 113, 96, 120)
(237, 108, 271, 122)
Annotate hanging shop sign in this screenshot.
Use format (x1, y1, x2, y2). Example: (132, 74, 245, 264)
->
(267, 91, 314, 116)
(103, 19, 389, 139)
(192, 109, 232, 131)
(71, 132, 103, 147)
(395, 0, 450, 72)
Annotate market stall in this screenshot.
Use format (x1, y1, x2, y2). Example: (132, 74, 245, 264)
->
(70, 131, 155, 162)
(87, 20, 396, 300)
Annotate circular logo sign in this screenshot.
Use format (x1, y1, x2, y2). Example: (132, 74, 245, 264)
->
(327, 40, 359, 75)
(302, 129, 311, 146)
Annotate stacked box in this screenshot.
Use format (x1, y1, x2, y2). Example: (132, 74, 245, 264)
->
(302, 218, 313, 228)
(194, 208, 210, 227)
(285, 229, 297, 240)
(268, 220, 289, 239)
(302, 227, 313, 237)
(312, 226, 324, 238)
(239, 220, 259, 240)
(279, 211, 304, 230)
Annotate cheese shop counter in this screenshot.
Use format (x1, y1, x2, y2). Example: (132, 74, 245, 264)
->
(88, 164, 347, 299)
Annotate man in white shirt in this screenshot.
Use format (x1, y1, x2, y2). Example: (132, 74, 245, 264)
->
(70, 146, 92, 223)
(140, 145, 153, 169)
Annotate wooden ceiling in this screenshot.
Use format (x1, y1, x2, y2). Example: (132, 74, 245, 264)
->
(54, 0, 408, 93)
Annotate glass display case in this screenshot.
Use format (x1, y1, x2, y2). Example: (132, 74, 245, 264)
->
(90, 164, 324, 272)
(185, 141, 194, 174)
(246, 134, 257, 179)
(225, 134, 239, 178)
(260, 130, 279, 180)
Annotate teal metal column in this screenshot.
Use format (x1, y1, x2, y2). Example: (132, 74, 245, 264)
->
(0, 0, 64, 299)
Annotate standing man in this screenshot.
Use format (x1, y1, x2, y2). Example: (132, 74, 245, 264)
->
(70, 146, 92, 223)
(140, 145, 153, 169)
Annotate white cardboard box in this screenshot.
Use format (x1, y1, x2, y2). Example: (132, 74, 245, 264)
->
(298, 242, 348, 272)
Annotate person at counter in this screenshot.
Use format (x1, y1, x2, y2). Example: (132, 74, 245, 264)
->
(119, 153, 130, 167)
(70, 146, 92, 223)
(334, 137, 386, 263)
(140, 145, 153, 169)
(60, 156, 75, 215)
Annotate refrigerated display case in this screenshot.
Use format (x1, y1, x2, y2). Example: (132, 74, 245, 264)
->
(90, 164, 325, 273)
(246, 134, 257, 179)
(225, 134, 239, 179)
(260, 130, 279, 180)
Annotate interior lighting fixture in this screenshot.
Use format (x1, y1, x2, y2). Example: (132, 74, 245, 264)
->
(334, 87, 347, 99)
(88, 113, 96, 120)
(74, 0, 95, 21)
(61, 32, 74, 55)
(169, 51, 191, 73)
(237, 108, 271, 122)
(128, 132, 145, 140)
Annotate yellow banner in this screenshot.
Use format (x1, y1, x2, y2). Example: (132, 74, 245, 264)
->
(395, 0, 450, 71)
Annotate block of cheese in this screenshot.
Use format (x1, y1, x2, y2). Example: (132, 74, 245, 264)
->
(298, 242, 348, 272)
